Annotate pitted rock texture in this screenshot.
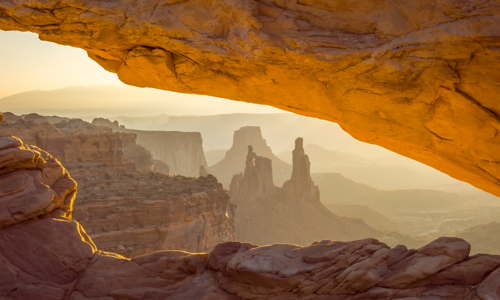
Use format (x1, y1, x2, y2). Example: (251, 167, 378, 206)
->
(1, 125, 500, 300)
(1, 2, 500, 196)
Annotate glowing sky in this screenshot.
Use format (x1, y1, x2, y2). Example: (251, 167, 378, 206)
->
(0, 31, 284, 115)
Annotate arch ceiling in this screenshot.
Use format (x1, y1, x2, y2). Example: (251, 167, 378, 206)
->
(1, 0, 500, 195)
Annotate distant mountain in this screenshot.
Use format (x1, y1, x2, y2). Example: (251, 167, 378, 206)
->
(311, 173, 469, 213)
(0, 85, 282, 117)
(452, 222, 500, 255)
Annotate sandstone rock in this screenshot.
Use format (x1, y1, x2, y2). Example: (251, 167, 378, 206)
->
(91, 118, 121, 130)
(0, 136, 76, 228)
(117, 128, 208, 177)
(211, 126, 292, 187)
(154, 159, 170, 175)
(199, 165, 209, 177)
(72, 172, 236, 257)
(282, 138, 320, 203)
(0, 116, 154, 172)
(1, 0, 500, 196)
(1, 132, 500, 299)
(229, 139, 410, 247)
(118, 133, 155, 172)
(1, 112, 22, 123)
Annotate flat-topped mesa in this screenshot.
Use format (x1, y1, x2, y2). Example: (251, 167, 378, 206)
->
(94, 118, 208, 177)
(211, 126, 292, 186)
(283, 138, 320, 203)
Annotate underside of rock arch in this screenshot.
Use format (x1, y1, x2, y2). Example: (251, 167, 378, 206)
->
(1, 0, 500, 196)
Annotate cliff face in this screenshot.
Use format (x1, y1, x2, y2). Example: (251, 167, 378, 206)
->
(2, 1, 500, 196)
(130, 130, 208, 177)
(72, 171, 235, 257)
(229, 138, 405, 247)
(118, 133, 155, 172)
(282, 138, 320, 203)
(1, 119, 500, 300)
(211, 126, 292, 187)
(94, 118, 208, 177)
(0, 114, 154, 172)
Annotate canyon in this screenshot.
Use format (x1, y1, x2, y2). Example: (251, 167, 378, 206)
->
(229, 138, 418, 248)
(1, 124, 500, 299)
(92, 118, 208, 177)
(0, 113, 155, 172)
(1, 0, 500, 197)
(71, 169, 236, 257)
(0, 113, 236, 257)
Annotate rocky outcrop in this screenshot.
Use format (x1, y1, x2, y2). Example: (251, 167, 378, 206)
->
(0, 114, 155, 172)
(72, 171, 235, 257)
(94, 119, 208, 177)
(153, 159, 170, 175)
(1, 115, 500, 300)
(199, 165, 209, 177)
(2, 1, 500, 196)
(118, 133, 155, 172)
(229, 139, 410, 247)
(0, 135, 76, 228)
(282, 138, 320, 203)
(211, 126, 292, 187)
(91, 117, 121, 130)
(127, 130, 207, 177)
(1, 112, 22, 123)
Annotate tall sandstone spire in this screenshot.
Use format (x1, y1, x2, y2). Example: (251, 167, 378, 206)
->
(282, 138, 320, 203)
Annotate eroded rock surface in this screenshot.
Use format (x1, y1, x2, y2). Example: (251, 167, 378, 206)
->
(95, 118, 208, 177)
(0, 114, 154, 172)
(229, 140, 414, 247)
(211, 126, 292, 187)
(1, 1, 500, 195)
(1, 121, 500, 299)
(72, 171, 236, 257)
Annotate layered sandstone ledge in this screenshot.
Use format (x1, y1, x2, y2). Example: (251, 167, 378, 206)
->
(1, 1, 500, 195)
(1, 128, 500, 299)
(71, 170, 236, 257)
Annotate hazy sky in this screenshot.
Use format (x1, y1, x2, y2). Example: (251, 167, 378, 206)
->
(0, 31, 283, 114)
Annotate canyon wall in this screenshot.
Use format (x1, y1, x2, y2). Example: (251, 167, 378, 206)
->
(93, 118, 208, 177)
(0, 114, 155, 172)
(211, 126, 292, 187)
(1, 124, 500, 300)
(72, 171, 235, 257)
(1, 1, 500, 196)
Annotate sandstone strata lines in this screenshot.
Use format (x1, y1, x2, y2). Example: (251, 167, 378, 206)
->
(1, 1, 500, 195)
(1, 114, 500, 299)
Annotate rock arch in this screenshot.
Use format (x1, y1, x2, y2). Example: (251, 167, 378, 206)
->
(1, 0, 500, 195)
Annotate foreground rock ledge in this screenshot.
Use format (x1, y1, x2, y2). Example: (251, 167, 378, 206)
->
(1, 135, 500, 300)
(1, 1, 500, 196)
